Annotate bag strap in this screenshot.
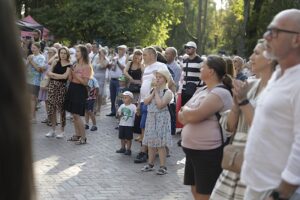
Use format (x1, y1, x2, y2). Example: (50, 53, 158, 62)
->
(210, 85, 233, 146)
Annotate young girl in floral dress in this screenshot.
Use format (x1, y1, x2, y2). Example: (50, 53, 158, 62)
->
(141, 69, 173, 175)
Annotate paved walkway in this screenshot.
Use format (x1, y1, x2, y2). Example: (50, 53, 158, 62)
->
(33, 103, 193, 200)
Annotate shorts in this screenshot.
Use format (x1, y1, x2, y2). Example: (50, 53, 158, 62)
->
(119, 126, 133, 140)
(85, 99, 96, 112)
(182, 146, 223, 195)
(28, 84, 40, 97)
(140, 102, 148, 129)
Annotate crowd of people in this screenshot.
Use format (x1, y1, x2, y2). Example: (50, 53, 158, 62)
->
(19, 8, 300, 200)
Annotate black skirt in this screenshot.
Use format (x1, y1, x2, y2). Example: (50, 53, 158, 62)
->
(64, 82, 87, 116)
(182, 146, 223, 195)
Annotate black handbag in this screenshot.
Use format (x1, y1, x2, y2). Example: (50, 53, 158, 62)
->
(128, 83, 141, 93)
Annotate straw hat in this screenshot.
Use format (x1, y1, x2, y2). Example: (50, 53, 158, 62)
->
(156, 69, 171, 83)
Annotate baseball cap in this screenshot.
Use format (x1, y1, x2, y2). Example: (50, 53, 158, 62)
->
(117, 45, 127, 49)
(184, 41, 197, 49)
(118, 75, 127, 82)
(122, 91, 134, 99)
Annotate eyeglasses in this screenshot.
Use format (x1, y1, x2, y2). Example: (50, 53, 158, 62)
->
(265, 27, 300, 38)
(185, 46, 194, 50)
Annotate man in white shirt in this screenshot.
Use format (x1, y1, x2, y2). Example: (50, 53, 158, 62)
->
(106, 45, 127, 116)
(241, 9, 300, 200)
(134, 46, 169, 163)
(89, 43, 99, 66)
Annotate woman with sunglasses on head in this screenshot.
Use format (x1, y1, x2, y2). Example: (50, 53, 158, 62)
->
(210, 39, 277, 200)
(65, 45, 93, 145)
(45, 47, 72, 139)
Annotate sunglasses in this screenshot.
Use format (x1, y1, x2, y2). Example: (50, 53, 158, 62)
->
(185, 46, 194, 50)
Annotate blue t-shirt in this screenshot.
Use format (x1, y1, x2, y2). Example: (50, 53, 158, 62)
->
(27, 54, 46, 86)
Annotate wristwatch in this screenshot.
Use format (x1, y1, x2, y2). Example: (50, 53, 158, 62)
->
(238, 99, 249, 106)
(270, 190, 290, 200)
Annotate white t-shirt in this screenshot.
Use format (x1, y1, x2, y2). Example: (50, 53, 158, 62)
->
(140, 62, 168, 102)
(241, 64, 300, 193)
(118, 103, 137, 127)
(109, 55, 126, 79)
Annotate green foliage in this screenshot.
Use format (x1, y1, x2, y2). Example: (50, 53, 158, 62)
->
(29, 0, 183, 47)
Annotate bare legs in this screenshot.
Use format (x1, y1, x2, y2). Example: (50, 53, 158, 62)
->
(73, 114, 85, 139)
(147, 147, 167, 167)
(191, 186, 210, 200)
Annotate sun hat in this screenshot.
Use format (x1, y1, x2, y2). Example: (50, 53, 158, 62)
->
(184, 41, 197, 49)
(122, 91, 134, 99)
(155, 69, 171, 83)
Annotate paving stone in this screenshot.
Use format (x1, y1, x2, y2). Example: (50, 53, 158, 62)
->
(33, 102, 193, 200)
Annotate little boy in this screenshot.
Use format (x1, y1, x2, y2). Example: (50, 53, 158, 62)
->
(85, 76, 99, 131)
(116, 91, 136, 156)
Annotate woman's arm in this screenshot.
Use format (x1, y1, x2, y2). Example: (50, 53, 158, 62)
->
(123, 62, 134, 82)
(49, 68, 71, 80)
(28, 56, 45, 73)
(181, 93, 224, 124)
(154, 89, 172, 109)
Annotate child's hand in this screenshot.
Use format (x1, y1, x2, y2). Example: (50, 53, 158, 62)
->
(136, 108, 141, 116)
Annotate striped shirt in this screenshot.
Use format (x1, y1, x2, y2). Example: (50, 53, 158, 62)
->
(182, 55, 203, 89)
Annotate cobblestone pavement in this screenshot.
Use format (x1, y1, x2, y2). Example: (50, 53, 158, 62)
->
(33, 103, 193, 200)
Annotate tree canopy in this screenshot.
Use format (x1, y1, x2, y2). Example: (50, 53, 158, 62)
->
(15, 0, 300, 56)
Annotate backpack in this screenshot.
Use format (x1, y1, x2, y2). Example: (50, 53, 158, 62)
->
(206, 85, 233, 146)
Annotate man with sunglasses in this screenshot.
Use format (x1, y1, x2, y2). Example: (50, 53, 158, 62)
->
(181, 41, 203, 106)
(241, 9, 300, 200)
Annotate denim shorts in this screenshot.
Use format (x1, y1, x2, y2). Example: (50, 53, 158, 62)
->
(140, 102, 148, 129)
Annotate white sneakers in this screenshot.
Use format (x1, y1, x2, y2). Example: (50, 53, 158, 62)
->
(55, 132, 65, 139)
(45, 130, 55, 137)
(45, 130, 65, 139)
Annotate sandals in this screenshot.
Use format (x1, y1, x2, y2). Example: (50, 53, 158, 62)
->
(75, 137, 87, 145)
(67, 135, 81, 141)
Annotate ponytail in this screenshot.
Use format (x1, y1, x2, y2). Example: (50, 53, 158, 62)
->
(222, 74, 233, 96)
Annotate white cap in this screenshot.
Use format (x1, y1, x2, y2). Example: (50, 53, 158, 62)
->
(184, 41, 197, 49)
(122, 91, 134, 99)
(117, 45, 127, 49)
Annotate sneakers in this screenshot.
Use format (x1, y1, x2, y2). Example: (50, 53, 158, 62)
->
(134, 152, 148, 163)
(45, 130, 56, 138)
(156, 166, 168, 175)
(90, 126, 98, 131)
(56, 132, 65, 139)
(141, 164, 155, 172)
(85, 124, 89, 130)
(124, 150, 132, 156)
(116, 148, 126, 153)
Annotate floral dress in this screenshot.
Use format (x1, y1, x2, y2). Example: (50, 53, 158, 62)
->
(143, 89, 173, 148)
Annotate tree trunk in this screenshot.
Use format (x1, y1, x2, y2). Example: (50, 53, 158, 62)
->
(201, 0, 208, 54)
(239, 0, 250, 56)
(183, 0, 197, 41)
(196, 0, 203, 54)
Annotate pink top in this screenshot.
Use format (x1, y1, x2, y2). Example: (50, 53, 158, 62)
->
(72, 65, 92, 84)
(181, 86, 233, 150)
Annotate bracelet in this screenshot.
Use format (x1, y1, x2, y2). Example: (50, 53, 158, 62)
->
(238, 99, 249, 106)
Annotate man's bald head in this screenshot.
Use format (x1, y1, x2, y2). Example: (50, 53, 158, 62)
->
(273, 9, 300, 31)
